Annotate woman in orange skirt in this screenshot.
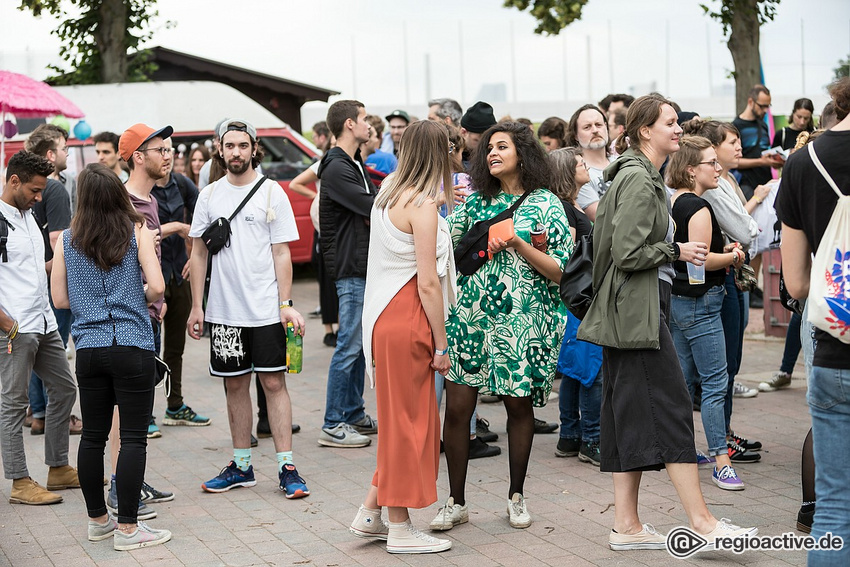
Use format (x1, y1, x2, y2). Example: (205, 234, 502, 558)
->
(350, 120, 457, 554)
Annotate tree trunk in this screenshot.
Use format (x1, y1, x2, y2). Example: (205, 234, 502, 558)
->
(727, 0, 762, 115)
(95, 0, 128, 83)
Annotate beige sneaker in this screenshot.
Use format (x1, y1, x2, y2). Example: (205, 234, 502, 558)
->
(349, 505, 388, 540)
(9, 477, 63, 505)
(429, 497, 468, 531)
(608, 523, 667, 550)
(700, 518, 758, 550)
(758, 371, 792, 392)
(46, 465, 80, 490)
(507, 493, 531, 529)
(387, 521, 451, 554)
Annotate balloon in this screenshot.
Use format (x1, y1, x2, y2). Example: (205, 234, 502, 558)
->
(73, 120, 92, 140)
(2, 120, 17, 138)
(50, 115, 70, 133)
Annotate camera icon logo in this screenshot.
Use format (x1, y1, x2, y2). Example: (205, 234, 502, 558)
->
(667, 526, 708, 558)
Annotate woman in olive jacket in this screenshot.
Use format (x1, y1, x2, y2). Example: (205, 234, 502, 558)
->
(578, 94, 756, 551)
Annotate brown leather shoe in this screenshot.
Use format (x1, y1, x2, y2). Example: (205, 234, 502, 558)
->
(24, 407, 33, 428)
(46, 465, 81, 490)
(10, 477, 63, 505)
(69, 415, 82, 435)
(30, 418, 44, 435)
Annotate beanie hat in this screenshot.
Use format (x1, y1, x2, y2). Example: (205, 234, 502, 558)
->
(461, 101, 496, 134)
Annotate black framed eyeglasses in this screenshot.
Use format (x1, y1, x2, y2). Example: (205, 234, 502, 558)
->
(138, 147, 173, 157)
(755, 102, 771, 110)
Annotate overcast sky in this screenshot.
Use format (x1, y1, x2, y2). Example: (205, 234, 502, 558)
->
(1, 0, 848, 114)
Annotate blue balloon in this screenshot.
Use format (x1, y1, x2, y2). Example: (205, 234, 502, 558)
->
(73, 120, 92, 140)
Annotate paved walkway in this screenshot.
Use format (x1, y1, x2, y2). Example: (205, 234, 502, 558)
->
(0, 279, 814, 566)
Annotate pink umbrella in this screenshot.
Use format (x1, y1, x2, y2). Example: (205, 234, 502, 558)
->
(0, 70, 85, 176)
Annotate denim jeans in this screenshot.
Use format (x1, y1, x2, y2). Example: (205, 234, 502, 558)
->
(435, 372, 476, 436)
(323, 277, 367, 429)
(721, 270, 746, 434)
(558, 369, 602, 442)
(671, 285, 729, 456)
(807, 365, 850, 566)
(76, 346, 155, 523)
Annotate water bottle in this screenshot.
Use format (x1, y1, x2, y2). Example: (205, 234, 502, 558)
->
(286, 322, 303, 373)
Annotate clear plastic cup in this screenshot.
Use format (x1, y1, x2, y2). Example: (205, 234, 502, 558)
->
(687, 262, 706, 285)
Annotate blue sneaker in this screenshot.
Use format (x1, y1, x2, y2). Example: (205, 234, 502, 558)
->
(163, 404, 211, 426)
(202, 461, 257, 493)
(147, 417, 161, 439)
(696, 450, 716, 468)
(713, 465, 745, 491)
(279, 464, 310, 499)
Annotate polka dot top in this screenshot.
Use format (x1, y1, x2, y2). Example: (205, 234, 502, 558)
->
(63, 229, 155, 351)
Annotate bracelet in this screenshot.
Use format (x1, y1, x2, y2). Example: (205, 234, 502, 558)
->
(279, 299, 293, 310)
(435, 347, 448, 356)
(4, 320, 18, 340)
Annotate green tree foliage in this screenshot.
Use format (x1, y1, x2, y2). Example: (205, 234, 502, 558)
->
(503, 0, 590, 35)
(18, 0, 165, 84)
(835, 54, 850, 80)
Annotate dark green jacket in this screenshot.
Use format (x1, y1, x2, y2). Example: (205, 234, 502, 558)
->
(576, 148, 678, 349)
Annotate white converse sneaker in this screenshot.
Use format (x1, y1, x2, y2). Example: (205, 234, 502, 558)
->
(428, 496, 468, 531)
(507, 493, 531, 529)
(349, 505, 389, 540)
(386, 521, 451, 554)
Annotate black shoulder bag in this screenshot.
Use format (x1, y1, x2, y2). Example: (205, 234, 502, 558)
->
(559, 225, 594, 320)
(202, 176, 267, 301)
(0, 212, 13, 263)
(454, 190, 533, 276)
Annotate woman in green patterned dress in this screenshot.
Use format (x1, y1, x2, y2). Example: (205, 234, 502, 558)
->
(430, 122, 572, 531)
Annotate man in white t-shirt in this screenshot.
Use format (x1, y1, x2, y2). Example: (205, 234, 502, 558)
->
(568, 104, 615, 221)
(187, 119, 309, 499)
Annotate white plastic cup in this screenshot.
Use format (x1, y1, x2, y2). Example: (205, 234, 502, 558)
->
(687, 262, 706, 285)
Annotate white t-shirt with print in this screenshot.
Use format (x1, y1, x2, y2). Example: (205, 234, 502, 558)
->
(189, 174, 299, 326)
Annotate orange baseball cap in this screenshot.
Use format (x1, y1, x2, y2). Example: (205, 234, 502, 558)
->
(118, 123, 174, 161)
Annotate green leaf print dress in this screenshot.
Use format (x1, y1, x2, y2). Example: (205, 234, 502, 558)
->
(446, 189, 573, 407)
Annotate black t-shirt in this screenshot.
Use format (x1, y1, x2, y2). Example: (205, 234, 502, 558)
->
(561, 200, 593, 240)
(776, 129, 850, 369)
(732, 116, 772, 196)
(671, 192, 726, 297)
(31, 178, 71, 234)
(772, 126, 810, 152)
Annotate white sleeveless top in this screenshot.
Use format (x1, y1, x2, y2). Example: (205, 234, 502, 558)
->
(362, 204, 457, 387)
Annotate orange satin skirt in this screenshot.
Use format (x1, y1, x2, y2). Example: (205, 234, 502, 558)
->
(371, 276, 440, 508)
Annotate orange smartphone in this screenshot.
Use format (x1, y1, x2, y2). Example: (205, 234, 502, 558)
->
(488, 218, 515, 258)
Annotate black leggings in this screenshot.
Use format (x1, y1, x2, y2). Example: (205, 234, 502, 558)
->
(76, 346, 155, 524)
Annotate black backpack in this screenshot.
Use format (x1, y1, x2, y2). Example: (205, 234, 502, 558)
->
(0, 211, 12, 263)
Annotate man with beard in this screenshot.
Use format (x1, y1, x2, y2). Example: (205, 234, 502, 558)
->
(187, 120, 309, 499)
(567, 104, 615, 221)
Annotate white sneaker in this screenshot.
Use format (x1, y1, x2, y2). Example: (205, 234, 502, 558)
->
(349, 505, 389, 540)
(317, 423, 371, 448)
(507, 493, 531, 529)
(608, 523, 667, 550)
(732, 383, 758, 398)
(429, 496, 468, 531)
(113, 521, 172, 551)
(386, 521, 451, 554)
(701, 518, 758, 551)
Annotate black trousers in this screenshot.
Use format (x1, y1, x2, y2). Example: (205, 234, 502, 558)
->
(163, 275, 192, 411)
(76, 346, 155, 523)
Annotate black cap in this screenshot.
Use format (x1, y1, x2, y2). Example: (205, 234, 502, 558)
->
(385, 109, 410, 124)
(461, 101, 496, 134)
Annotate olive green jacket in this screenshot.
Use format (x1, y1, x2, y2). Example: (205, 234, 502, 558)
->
(576, 148, 678, 349)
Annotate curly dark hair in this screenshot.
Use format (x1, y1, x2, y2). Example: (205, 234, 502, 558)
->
(5, 151, 54, 183)
(468, 122, 551, 198)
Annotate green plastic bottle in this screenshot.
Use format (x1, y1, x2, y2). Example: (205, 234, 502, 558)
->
(286, 322, 303, 373)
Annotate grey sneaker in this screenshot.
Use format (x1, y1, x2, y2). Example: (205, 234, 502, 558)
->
(758, 371, 792, 392)
(88, 514, 118, 542)
(429, 496, 468, 531)
(113, 521, 172, 551)
(107, 479, 157, 520)
(733, 383, 758, 398)
(349, 505, 389, 540)
(351, 414, 378, 435)
(318, 423, 371, 448)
